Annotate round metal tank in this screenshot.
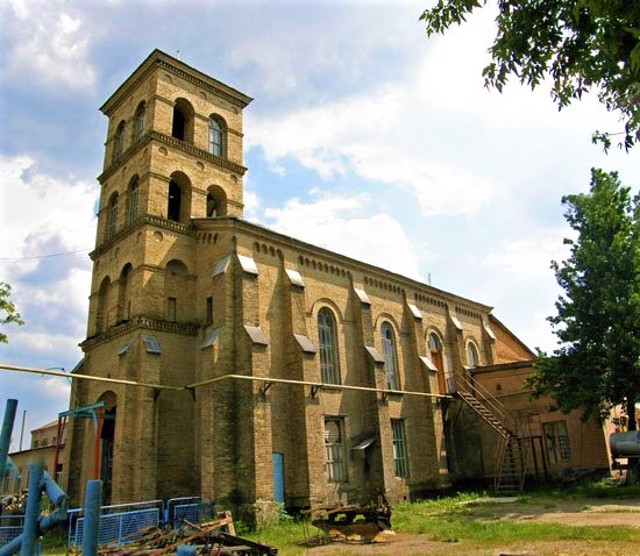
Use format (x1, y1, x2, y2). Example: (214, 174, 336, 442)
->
(610, 431, 640, 458)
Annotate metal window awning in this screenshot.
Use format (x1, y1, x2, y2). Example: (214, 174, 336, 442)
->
(352, 436, 376, 450)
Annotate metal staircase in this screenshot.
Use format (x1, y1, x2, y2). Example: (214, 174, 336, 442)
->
(454, 371, 529, 495)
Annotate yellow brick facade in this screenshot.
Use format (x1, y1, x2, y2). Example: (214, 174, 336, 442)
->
(63, 50, 609, 522)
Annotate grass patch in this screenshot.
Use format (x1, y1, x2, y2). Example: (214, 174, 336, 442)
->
(39, 481, 640, 554)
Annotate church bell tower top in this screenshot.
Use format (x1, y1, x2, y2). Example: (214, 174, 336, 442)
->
(100, 48, 253, 116)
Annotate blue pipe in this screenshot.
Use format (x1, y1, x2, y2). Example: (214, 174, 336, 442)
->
(177, 546, 197, 555)
(82, 480, 102, 556)
(0, 399, 18, 482)
(20, 461, 43, 556)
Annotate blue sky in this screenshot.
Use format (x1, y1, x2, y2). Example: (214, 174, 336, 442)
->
(1, 0, 639, 450)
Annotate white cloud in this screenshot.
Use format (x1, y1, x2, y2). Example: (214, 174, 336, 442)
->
(483, 230, 572, 281)
(264, 192, 423, 280)
(3, 0, 95, 89)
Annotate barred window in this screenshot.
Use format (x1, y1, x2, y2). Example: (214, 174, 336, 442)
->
(318, 308, 340, 384)
(107, 193, 118, 239)
(381, 322, 400, 390)
(127, 177, 139, 224)
(543, 421, 572, 464)
(391, 419, 409, 478)
(324, 418, 347, 483)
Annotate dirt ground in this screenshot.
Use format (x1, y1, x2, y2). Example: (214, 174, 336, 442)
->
(306, 497, 640, 556)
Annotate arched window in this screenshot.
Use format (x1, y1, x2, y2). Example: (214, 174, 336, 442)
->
(428, 332, 446, 394)
(208, 115, 225, 157)
(133, 101, 145, 141)
(164, 259, 194, 322)
(172, 98, 194, 143)
(206, 185, 227, 217)
(127, 177, 139, 224)
(113, 120, 126, 162)
(117, 264, 133, 323)
(468, 342, 480, 368)
(381, 322, 400, 390)
(97, 277, 111, 333)
(318, 308, 340, 384)
(107, 193, 118, 238)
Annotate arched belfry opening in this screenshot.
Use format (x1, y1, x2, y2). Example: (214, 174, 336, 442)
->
(98, 391, 117, 504)
(167, 171, 192, 223)
(168, 181, 182, 221)
(172, 98, 194, 143)
(117, 263, 133, 323)
(206, 185, 227, 217)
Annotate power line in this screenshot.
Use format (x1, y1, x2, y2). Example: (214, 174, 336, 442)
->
(0, 248, 91, 261)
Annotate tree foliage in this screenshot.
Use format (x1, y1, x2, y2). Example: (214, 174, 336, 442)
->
(420, 1, 640, 150)
(529, 169, 640, 428)
(0, 281, 24, 344)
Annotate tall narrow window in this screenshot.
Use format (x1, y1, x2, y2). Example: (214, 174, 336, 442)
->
(467, 342, 479, 368)
(428, 332, 446, 394)
(134, 101, 145, 141)
(543, 421, 572, 464)
(168, 180, 181, 222)
(127, 177, 139, 224)
(318, 308, 340, 384)
(172, 98, 194, 143)
(381, 322, 400, 390)
(324, 418, 347, 483)
(391, 419, 409, 478)
(113, 120, 125, 162)
(167, 297, 177, 321)
(206, 296, 213, 324)
(107, 193, 118, 239)
(208, 116, 224, 156)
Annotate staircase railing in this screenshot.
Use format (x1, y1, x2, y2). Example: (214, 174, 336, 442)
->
(452, 367, 530, 494)
(453, 367, 518, 435)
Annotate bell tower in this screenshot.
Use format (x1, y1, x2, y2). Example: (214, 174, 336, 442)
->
(66, 50, 252, 505)
(88, 49, 252, 336)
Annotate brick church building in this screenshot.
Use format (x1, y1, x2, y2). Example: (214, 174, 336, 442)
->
(63, 50, 610, 521)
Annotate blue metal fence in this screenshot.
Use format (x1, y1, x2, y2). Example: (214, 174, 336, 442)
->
(0, 515, 24, 547)
(67, 496, 213, 550)
(167, 497, 213, 528)
(68, 499, 164, 549)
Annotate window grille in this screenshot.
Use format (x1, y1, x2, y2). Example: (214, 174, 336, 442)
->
(391, 419, 409, 477)
(324, 418, 347, 482)
(381, 323, 400, 390)
(318, 308, 340, 384)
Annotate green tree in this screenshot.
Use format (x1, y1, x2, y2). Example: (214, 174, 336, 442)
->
(0, 281, 24, 343)
(530, 169, 640, 429)
(420, 1, 640, 150)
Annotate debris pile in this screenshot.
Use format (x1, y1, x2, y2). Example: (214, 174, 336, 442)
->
(306, 494, 393, 543)
(69, 512, 277, 555)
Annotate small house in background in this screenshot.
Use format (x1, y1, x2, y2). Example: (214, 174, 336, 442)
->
(453, 318, 610, 491)
(2, 421, 66, 494)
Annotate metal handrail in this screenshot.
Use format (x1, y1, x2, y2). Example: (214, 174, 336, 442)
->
(454, 368, 513, 431)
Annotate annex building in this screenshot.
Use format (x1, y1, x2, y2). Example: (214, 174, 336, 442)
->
(63, 50, 610, 522)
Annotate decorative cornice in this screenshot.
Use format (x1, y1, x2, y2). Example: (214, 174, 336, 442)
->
(90, 214, 194, 259)
(98, 131, 247, 183)
(156, 59, 252, 108)
(81, 316, 200, 351)
(100, 49, 252, 115)
(149, 131, 248, 175)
